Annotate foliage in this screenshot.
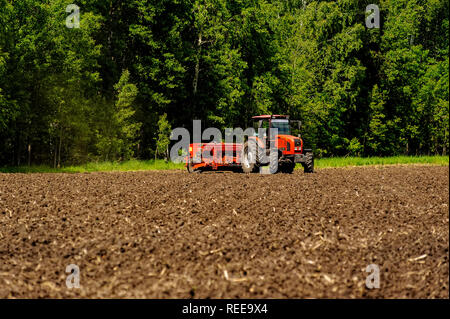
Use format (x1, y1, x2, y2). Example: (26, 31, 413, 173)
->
(154, 113, 172, 159)
(95, 70, 141, 161)
(0, 0, 448, 167)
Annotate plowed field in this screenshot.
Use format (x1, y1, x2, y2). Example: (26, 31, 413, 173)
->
(0, 166, 448, 298)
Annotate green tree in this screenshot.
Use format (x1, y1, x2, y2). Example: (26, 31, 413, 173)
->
(96, 70, 141, 161)
(154, 113, 172, 160)
(0, 0, 448, 166)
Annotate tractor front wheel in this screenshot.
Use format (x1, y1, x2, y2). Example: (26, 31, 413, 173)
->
(302, 152, 314, 173)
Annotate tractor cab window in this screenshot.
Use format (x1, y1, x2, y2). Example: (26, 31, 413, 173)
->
(257, 120, 269, 137)
(271, 119, 290, 135)
(252, 120, 259, 136)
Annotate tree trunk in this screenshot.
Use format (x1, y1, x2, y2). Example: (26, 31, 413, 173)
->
(27, 144, 31, 166)
(193, 33, 202, 95)
(54, 143, 57, 169)
(57, 129, 62, 169)
(15, 127, 20, 166)
(165, 145, 169, 163)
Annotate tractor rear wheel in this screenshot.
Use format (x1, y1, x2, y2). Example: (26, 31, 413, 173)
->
(241, 141, 259, 173)
(302, 152, 314, 173)
(268, 149, 279, 174)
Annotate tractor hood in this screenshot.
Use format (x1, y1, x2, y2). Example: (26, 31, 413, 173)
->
(277, 134, 299, 144)
(277, 134, 303, 153)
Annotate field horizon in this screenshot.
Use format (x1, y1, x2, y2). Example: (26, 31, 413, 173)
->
(0, 155, 448, 174)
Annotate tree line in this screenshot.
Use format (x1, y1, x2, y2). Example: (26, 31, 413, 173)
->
(0, 0, 448, 167)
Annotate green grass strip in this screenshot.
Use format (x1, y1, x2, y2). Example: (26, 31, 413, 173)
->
(314, 155, 449, 168)
(0, 156, 447, 173)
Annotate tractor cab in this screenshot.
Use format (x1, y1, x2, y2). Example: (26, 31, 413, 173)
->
(251, 115, 301, 149)
(252, 115, 292, 136)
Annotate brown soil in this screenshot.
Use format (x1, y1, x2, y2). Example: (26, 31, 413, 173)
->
(0, 166, 448, 298)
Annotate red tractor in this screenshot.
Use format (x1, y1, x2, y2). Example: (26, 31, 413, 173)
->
(186, 115, 314, 174)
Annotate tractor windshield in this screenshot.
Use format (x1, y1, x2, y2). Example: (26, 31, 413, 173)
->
(271, 119, 290, 135)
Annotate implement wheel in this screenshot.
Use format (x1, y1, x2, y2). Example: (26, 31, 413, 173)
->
(187, 158, 202, 173)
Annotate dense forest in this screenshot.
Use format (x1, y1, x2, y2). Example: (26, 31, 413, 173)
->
(0, 0, 448, 167)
